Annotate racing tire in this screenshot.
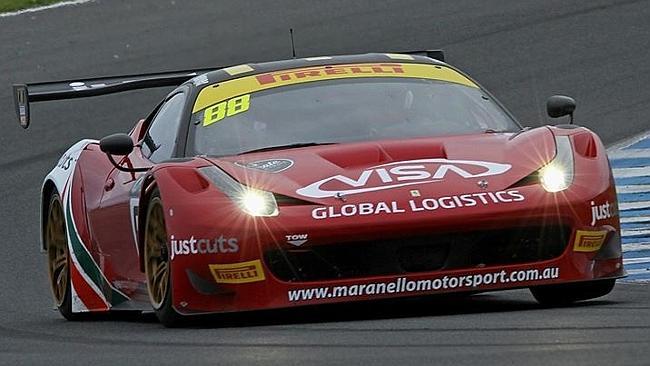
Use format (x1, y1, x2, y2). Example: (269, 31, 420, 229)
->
(530, 279, 616, 306)
(45, 191, 81, 320)
(144, 188, 183, 327)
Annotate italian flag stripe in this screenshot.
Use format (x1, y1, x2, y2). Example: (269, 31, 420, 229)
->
(65, 187, 130, 307)
(69, 258, 109, 311)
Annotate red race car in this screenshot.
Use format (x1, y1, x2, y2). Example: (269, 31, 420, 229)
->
(14, 51, 624, 326)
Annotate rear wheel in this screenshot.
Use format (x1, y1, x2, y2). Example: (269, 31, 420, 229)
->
(530, 279, 616, 306)
(45, 192, 78, 320)
(144, 189, 182, 327)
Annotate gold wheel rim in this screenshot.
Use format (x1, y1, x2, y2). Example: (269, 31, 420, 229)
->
(144, 197, 169, 309)
(47, 196, 68, 307)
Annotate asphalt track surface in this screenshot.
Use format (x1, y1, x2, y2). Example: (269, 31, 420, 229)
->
(1, 1, 650, 365)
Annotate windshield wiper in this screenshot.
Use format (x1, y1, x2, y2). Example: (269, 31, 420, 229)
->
(237, 142, 338, 155)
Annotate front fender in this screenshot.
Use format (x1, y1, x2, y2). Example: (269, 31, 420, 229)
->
(145, 164, 271, 314)
(41, 139, 97, 252)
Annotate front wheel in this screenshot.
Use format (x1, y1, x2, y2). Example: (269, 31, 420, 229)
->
(530, 279, 616, 306)
(143, 189, 182, 327)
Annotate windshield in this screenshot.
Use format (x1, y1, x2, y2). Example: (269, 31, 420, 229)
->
(189, 64, 520, 156)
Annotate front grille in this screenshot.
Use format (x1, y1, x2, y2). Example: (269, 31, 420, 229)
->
(264, 225, 570, 282)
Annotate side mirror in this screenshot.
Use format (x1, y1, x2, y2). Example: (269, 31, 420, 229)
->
(100, 133, 134, 156)
(99, 133, 150, 173)
(546, 95, 576, 124)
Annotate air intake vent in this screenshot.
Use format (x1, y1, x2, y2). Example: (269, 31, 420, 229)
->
(265, 225, 570, 282)
(273, 194, 313, 206)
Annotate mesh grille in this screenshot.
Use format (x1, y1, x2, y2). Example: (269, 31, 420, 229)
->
(264, 225, 570, 282)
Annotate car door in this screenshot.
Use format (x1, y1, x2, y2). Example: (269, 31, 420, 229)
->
(90, 91, 188, 294)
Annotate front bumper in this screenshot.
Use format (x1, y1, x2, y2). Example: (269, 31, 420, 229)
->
(163, 181, 623, 315)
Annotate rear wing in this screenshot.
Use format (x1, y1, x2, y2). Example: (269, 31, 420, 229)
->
(13, 68, 214, 129)
(13, 50, 444, 129)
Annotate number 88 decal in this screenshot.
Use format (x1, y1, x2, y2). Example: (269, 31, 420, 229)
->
(203, 94, 251, 127)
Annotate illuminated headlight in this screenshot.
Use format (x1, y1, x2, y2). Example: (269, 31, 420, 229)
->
(199, 166, 278, 217)
(237, 189, 279, 216)
(539, 164, 569, 192)
(539, 136, 574, 193)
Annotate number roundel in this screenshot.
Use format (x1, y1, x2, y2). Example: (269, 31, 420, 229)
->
(203, 94, 250, 127)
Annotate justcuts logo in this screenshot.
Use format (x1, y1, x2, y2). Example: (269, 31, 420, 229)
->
(170, 235, 239, 260)
(296, 159, 512, 198)
(590, 200, 615, 226)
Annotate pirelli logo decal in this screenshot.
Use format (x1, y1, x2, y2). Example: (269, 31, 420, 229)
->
(573, 230, 608, 252)
(255, 63, 405, 85)
(192, 63, 478, 113)
(209, 260, 266, 284)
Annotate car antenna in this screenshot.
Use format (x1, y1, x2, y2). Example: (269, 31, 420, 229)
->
(290, 28, 297, 58)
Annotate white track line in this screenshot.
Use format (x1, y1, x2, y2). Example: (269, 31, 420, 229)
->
(609, 149, 650, 160)
(620, 201, 650, 211)
(621, 216, 650, 224)
(616, 185, 650, 194)
(622, 242, 650, 252)
(621, 228, 650, 238)
(625, 268, 650, 276)
(609, 131, 650, 282)
(623, 257, 650, 265)
(0, 0, 92, 18)
(612, 166, 650, 178)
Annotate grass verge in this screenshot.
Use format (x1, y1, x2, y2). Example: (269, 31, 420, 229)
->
(0, 0, 63, 13)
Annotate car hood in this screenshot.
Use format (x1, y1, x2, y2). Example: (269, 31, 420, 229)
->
(205, 128, 557, 203)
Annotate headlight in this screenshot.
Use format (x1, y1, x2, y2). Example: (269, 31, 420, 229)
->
(237, 189, 279, 216)
(539, 136, 574, 193)
(199, 166, 279, 217)
(539, 164, 569, 192)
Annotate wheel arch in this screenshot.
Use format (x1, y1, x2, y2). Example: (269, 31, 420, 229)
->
(137, 173, 159, 272)
(41, 179, 58, 252)
(136, 167, 187, 326)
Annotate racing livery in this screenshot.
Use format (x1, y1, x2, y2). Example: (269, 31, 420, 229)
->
(15, 51, 624, 326)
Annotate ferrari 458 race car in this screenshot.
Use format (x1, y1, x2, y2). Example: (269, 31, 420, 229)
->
(14, 50, 624, 326)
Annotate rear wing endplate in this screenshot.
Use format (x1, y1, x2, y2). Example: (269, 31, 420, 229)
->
(13, 68, 214, 129)
(402, 49, 445, 62)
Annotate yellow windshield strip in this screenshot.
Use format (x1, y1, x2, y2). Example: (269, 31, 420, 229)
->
(193, 63, 478, 113)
